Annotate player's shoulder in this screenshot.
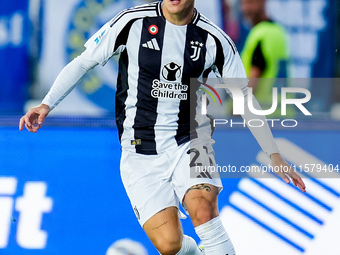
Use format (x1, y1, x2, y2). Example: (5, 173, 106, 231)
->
(196, 13, 237, 53)
(109, 1, 161, 27)
(250, 20, 287, 40)
(196, 14, 224, 36)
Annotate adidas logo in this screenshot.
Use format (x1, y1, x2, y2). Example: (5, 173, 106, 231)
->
(142, 38, 160, 51)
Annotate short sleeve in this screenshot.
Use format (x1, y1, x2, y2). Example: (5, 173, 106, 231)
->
(210, 30, 248, 89)
(84, 18, 129, 66)
(221, 47, 249, 90)
(222, 50, 247, 79)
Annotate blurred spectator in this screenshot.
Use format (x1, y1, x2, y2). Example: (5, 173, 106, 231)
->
(221, 0, 238, 44)
(240, 0, 289, 113)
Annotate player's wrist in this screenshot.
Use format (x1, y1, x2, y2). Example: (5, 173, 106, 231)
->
(40, 104, 50, 112)
(270, 153, 281, 160)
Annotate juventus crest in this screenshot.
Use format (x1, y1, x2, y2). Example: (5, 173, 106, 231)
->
(190, 41, 204, 61)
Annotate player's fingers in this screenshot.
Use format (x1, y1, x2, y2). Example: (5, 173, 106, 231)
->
(295, 181, 306, 192)
(24, 119, 40, 133)
(289, 172, 306, 192)
(19, 116, 25, 131)
(23, 115, 33, 129)
(292, 178, 298, 186)
(290, 172, 304, 186)
(283, 176, 290, 184)
(38, 112, 47, 125)
(24, 123, 33, 132)
(34, 123, 42, 132)
(277, 171, 290, 184)
(299, 184, 306, 192)
(296, 177, 306, 192)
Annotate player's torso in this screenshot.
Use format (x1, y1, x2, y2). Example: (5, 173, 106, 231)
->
(117, 15, 216, 155)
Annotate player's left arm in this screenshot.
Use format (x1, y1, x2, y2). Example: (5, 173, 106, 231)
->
(240, 85, 306, 193)
(219, 39, 306, 192)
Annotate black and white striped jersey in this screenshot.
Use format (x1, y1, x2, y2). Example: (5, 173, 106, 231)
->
(84, 1, 247, 155)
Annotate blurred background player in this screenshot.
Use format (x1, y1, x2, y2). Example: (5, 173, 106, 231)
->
(240, 0, 289, 115)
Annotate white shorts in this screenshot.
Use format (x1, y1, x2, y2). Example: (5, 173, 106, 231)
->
(120, 140, 223, 227)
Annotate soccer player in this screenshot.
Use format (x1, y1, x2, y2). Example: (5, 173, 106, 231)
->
(19, 1, 306, 254)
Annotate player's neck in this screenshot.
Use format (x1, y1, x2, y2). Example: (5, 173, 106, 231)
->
(162, 5, 195, 25)
(252, 12, 268, 26)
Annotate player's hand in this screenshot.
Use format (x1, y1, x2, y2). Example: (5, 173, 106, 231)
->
(19, 104, 50, 133)
(270, 153, 306, 193)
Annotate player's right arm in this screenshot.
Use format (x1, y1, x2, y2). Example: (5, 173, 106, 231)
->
(19, 15, 127, 133)
(19, 5, 156, 133)
(19, 51, 99, 133)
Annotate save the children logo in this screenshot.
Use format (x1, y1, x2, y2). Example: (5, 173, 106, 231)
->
(151, 79, 188, 100)
(162, 62, 182, 82)
(151, 62, 188, 100)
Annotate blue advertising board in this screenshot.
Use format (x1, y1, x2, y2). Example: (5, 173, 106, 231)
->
(1, 125, 340, 254)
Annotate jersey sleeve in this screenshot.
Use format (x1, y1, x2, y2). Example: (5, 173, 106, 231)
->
(210, 30, 279, 156)
(210, 31, 248, 89)
(222, 50, 247, 80)
(84, 13, 134, 66)
(41, 51, 98, 111)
